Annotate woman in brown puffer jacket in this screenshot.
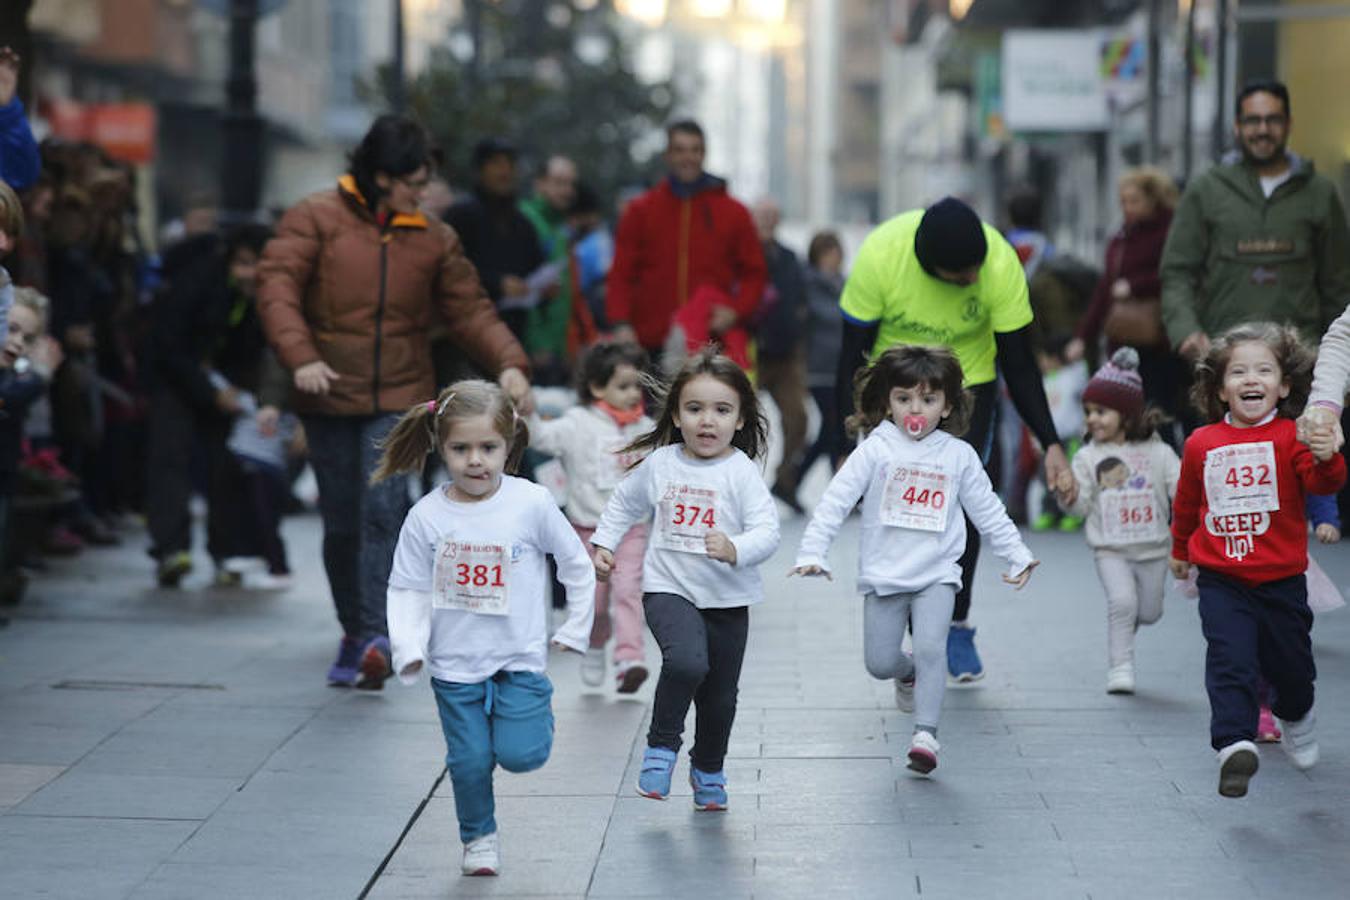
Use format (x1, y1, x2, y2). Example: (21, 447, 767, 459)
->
(258, 115, 531, 690)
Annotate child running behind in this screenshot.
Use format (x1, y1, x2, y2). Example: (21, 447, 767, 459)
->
(792, 345, 1036, 775)
(1054, 347, 1179, 695)
(1169, 323, 1345, 799)
(377, 380, 595, 877)
(530, 341, 653, 692)
(592, 348, 780, 811)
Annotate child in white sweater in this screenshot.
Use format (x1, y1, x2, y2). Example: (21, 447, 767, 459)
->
(793, 345, 1035, 776)
(1054, 348, 1180, 695)
(531, 342, 654, 692)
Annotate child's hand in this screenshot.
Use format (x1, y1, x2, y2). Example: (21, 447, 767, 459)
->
(593, 546, 615, 582)
(550, 640, 583, 654)
(1002, 560, 1038, 590)
(705, 530, 737, 564)
(789, 564, 831, 580)
(1168, 557, 1191, 580)
(1316, 523, 1342, 544)
(399, 659, 423, 678)
(1053, 469, 1076, 498)
(1307, 427, 1339, 463)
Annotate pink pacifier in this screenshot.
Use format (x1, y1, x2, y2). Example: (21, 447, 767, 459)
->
(903, 414, 928, 437)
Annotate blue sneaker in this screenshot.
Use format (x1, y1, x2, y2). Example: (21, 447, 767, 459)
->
(947, 625, 984, 682)
(327, 636, 362, 687)
(355, 635, 392, 691)
(636, 747, 677, 800)
(689, 766, 728, 811)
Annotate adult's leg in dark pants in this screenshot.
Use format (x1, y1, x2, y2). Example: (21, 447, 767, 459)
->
(798, 385, 837, 479)
(302, 416, 363, 639)
(643, 592, 712, 753)
(145, 388, 197, 559)
(242, 462, 290, 575)
(358, 413, 410, 638)
(689, 606, 750, 773)
(953, 382, 998, 623)
(206, 423, 250, 565)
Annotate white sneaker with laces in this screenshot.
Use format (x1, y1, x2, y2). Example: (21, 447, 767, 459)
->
(1106, 663, 1135, 695)
(1216, 740, 1260, 798)
(1279, 709, 1319, 770)
(906, 731, 940, 775)
(579, 648, 606, 687)
(462, 832, 499, 876)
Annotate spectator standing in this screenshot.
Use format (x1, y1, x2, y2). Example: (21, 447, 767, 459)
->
(0, 47, 39, 193)
(519, 155, 578, 384)
(794, 231, 846, 485)
(569, 183, 614, 330)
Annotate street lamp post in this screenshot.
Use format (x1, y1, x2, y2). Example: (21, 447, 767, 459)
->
(222, 0, 263, 223)
(391, 0, 406, 113)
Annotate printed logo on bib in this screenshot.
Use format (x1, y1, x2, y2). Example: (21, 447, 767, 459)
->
(655, 483, 718, 553)
(432, 539, 510, 615)
(1204, 442, 1279, 516)
(880, 463, 950, 532)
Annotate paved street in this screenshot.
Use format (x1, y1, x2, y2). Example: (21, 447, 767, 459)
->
(4, 502, 1350, 899)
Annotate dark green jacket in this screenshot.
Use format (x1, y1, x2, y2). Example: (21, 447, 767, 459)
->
(1160, 153, 1350, 346)
(519, 195, 572, 358)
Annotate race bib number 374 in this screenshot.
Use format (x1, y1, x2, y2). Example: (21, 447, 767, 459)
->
(655, 483, 718, 554)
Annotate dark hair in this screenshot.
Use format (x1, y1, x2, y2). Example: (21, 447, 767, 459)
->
(576, 341, 648, 406)
(666, 119, 705, 145)
(1189, 322, 1313, 424)
(1007, 188, 1043, 230)
(371, 380, 529, 483)
(349, 115, 435, 211)
(807, 230, 843, 267)
(569, 181, 601, 218)
(847, 345, 973, 438)
(472, 136, 518, 170)
(1236, 80, 1291, 119)
(621, 346, 767, 461)
(1087, 402, 1172, 443)
(224, 223, 272, 260)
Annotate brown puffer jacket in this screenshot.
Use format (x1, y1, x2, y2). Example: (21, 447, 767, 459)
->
(257, 176, 528, 417)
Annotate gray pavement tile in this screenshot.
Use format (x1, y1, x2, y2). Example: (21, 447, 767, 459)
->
(129, 862, 366, 900)
(216, 767, 435, 817)
(754, 756, 897, 795)
(0, 762, 65, 808)
(168, 808, 405, 870)
(750, 853, 920, 899)
(14, 771, 240, 820)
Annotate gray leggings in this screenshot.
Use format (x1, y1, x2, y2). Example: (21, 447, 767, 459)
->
(1092, 553, 1167, 669)
(864, 584, 956, 732)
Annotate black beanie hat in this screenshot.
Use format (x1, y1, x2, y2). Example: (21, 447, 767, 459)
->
(914, 196, 988, 276)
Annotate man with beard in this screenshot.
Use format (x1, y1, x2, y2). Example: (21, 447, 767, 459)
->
(1161, 80, 1350, 360)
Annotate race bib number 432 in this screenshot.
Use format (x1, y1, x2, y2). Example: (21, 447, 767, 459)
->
(880, 463, 950, 532)
(655, 483, 718, 553)
(432, 539, 510, 615)
(1204, 442, 1279, 515)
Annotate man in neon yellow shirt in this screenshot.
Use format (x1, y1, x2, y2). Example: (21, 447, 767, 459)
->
(836, 197, 1075, 681)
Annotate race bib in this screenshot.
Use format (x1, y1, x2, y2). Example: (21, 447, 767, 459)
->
(432, 539, 510, 615)
(654, 483, 718, 554)
(1204, 442, 1279, 516)
(1100, 490, 1160, 544)
(880, 463, 950, 533)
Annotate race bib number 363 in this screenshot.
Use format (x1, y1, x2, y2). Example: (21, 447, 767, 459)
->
(1100, 490, 1160, 544)
(432, 539, 510, 615)
(880, 463, 950, 532)
(1204, 442, 1279, 515)
(655, 483, 718, 554)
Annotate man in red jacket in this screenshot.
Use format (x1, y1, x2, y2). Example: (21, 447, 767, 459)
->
(607, 121, 766, 361)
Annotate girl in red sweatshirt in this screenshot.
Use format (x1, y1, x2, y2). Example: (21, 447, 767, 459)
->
(1170, 323, 1345, 799)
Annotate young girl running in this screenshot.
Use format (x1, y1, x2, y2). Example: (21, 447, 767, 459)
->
(1053, 348, 1180, 695)
(1170, 323, 1344, 799)
(591, 348, 779, 811)
(530, 342, 654, 692)
(377, 381, 595, 877)
(792, 345, 1036, 775)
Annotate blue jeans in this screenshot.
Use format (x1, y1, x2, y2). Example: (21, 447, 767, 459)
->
(301, 414, 408, 640)
(431, 671, 555, 843)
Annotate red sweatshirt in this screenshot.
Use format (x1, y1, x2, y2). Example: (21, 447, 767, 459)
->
(1171, 417, 1346, 585)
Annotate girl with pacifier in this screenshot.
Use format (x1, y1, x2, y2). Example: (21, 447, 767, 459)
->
(591, 348, 780, 811)
(376, 380, 595, 876)
(792, 345, 1036, 775)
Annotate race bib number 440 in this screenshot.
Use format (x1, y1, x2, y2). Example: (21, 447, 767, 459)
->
(1204, 442, 1279, 516)
(432, 539, 510, 615)
(880, 463, 950, 532)
(655, 483, 718, 553)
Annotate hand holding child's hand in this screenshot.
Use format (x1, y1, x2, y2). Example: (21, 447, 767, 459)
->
(1316, 523, 1342, 544)
(789, 564, 831, 580)
(592, 546, 615, 582)
(1002, 560, 1038, 590)
(1168, 557, 1191, 580)
(705, 530, 737, 565)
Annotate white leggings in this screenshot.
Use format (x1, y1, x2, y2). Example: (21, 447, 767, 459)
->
(863, 584, 956, 732)
(1092, 552, 1167, 669)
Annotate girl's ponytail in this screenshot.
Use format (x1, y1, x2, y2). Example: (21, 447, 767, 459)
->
(370, 400, 437, 483)
(505, 404, 530, 475)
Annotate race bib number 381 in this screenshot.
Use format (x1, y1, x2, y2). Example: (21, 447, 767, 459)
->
(432, 539, 510, 615)
(655, 483, 718, 553)
(880, 463, 950, 532)
(1204, 442, 1279, 516)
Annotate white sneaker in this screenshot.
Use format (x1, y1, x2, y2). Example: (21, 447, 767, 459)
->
(1106, 663, 1135, 695)
(461, 832, 499, 876)
(579, 648, 606, 687)
(252, 573, 294, 591)
(906, 731, 940, 775)
(1216, 740, 1260, 798)
(1279, 709, 1319, 770)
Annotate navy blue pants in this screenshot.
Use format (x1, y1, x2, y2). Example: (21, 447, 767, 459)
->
(1197, 569, 1315, 750)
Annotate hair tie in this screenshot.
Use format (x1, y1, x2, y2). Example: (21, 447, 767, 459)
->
(426, 400, 436, 413)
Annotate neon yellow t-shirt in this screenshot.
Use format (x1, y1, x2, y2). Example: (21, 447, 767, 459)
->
(839, 209, 1032, 386)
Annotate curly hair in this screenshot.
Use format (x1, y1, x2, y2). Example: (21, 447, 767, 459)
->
(1119, 166, 1179, 212)
(576, 340, 648, 406)
(1189, 322, 1313, 424)
(370, 379, 529, 483)
(846, 344, 973, 438)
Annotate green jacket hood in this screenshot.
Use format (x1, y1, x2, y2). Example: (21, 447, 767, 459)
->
(1209, 151, 1314, 202)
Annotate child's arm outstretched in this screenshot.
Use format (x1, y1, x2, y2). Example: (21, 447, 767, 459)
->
(387, 514, 434, 683)
(526, 409, 577, 459)
(591, 458, 654, 581)
(792, 444, 874, 578)
(536, 499, 597, 653)
(959, 452, 1038, 589)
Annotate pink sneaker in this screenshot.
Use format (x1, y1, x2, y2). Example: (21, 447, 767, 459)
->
(1257, 706, 1282, 743)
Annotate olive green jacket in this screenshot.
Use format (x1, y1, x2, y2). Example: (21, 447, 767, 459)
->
(1160, 153, 1350, 346)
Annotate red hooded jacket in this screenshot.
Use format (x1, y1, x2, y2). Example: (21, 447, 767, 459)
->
(606, 176, 767, 352)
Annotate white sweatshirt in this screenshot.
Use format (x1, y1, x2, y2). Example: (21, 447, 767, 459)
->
(528, 405, 654, 527)
(592, 444, 780, 609)
(1060, 435, 1180, 560)
(1310, 302, 1350, 410)
(795, 420, 1034, 595)
(386, 476, 595, 685)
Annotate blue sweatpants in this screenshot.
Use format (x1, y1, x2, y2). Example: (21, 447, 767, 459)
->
(1196, 569, 1315, 751)
(431, 671, 555, 843)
